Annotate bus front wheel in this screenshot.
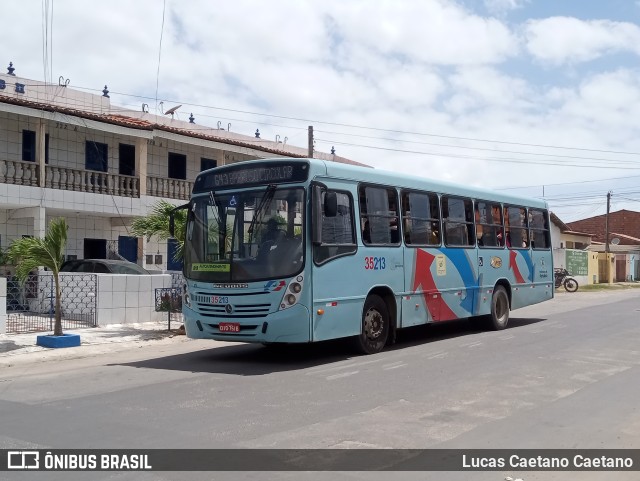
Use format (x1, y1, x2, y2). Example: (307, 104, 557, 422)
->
(488, 286, 510, 330)
(355, 295, 389, 355)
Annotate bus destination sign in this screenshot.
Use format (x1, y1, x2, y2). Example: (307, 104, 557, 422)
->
(195, 162, 309, 192)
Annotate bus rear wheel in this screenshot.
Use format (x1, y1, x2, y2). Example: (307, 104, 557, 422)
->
(354, 295, 389, 355)
(487, 286, 510, 330)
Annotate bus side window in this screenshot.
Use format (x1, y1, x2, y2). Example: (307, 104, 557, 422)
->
(506, 206, 529, 248)
(313, 190, 356, 265)
(529, 208, 550, 249)
(443, 196, 474, 247)
(401, 190, 440, 246)
(476, 201, 503, 248)
(359, 185, 400, 246)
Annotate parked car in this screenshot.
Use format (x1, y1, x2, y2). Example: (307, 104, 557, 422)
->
(60, 259, 149, 275)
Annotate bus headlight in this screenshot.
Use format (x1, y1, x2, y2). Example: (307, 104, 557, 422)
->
(279, 276, 304, 310)
(183, 283, 191, 308)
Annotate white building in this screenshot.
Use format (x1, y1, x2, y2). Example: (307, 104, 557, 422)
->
(0, 65, 365, 271)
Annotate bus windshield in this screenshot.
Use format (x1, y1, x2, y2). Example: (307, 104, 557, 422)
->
(184, 187, 305, 282)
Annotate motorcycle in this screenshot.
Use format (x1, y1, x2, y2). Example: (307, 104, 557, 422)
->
(554, 268, 579, 292)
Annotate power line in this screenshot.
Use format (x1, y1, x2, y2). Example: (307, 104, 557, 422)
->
(316, 139, 640, 170)
(66, 83, 640, 157)
(496, 174, 640, 190)
(315, 129, 640, 165)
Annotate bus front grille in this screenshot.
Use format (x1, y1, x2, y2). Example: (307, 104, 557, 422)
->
(194, 302, 272, 318)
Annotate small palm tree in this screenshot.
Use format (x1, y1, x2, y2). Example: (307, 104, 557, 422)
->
(7, 218, 68, 336)
(132, 200, 234, 262)
(131, 200, 187, 262)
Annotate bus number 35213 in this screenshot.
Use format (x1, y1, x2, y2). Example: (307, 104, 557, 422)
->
(364, 257, 386, 270)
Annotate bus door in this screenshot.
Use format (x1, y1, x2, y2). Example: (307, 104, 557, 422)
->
(474, 201, 509, 317)
(311, 187, 364, 341)
(528, 208, 554, 303)
(400, 190, 445, 326)
(358, 184, 405, 323)
(436, 196, 479, 320)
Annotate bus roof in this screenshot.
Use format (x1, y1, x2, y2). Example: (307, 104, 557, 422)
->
(199, 157, 548, 209)
(311, 158, 548, 209)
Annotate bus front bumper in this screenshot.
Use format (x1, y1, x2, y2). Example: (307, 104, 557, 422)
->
(183, 303, 311, 344)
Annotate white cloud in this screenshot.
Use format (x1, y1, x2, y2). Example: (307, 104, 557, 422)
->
(2, 1, 640, 219)
(484, 0, 529, 15)
(446, 67, 534, 112)
(331, 0, 519, 66)
(524, 17, 640, 65)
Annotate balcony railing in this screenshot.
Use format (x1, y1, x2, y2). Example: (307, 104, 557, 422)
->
(147, 175, 192, 200)
(0, 159, 193, 201)
(45, 166, 140, 197)
(0, 159, 39, 186)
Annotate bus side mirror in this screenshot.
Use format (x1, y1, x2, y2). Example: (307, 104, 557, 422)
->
(324, 192, 337, 217)
(169, 203, 190, 238)
(312, 185, 323, 245)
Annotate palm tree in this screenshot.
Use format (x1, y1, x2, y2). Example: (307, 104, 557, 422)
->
(131, 200, 187, 262)
(7, 218, 68, 336)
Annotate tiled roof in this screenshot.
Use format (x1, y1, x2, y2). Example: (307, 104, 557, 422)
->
(0, 95, 154, 130)
(610, 232, 640, 243)
(155, 123, 308, 159)
(100, 114, 153, 129)
(567, 209, 640, 244)
(0, 94, 370, 167)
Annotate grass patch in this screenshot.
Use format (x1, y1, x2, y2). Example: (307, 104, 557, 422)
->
(578, 283, 640, 291)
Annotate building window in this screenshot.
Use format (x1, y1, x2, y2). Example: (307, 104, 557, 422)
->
(86, 141, 108, 172)
(168, 152, 187, 180)
(200, 157, 217, 172)
(119, 143, 136, 176)
(22, 130, 36, 161)
(23, 130, 50, 163)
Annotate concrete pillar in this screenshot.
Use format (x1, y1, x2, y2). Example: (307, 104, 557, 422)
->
(0, 277, 6, 334)
(136, 138, 148, 196)
(12, 206, 46, 238)
(36, 118, 46, 187)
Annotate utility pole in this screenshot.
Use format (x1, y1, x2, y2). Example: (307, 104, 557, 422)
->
(605, 191, 611, 254)
(308, 125, 314, 159)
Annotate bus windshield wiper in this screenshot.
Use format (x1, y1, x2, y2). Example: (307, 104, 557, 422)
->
(247, 184, 276, 243)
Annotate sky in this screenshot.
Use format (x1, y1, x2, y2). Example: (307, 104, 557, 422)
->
(3, 0, 640, 223)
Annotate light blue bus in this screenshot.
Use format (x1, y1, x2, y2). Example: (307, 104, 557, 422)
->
(174, 158, 553, 354)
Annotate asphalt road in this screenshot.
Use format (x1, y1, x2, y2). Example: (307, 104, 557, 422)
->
(1, 289, 639, 481)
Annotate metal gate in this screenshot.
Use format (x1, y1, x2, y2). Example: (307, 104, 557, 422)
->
(616, 257, 626, 282)
(598, 259, 609, 283)
(5, 273, 97, 333)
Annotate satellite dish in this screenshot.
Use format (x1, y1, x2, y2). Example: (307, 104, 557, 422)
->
(611, 238, 620, 245)
(164, 104, 182, 118)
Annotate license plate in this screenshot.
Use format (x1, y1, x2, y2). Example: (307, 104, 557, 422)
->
(211, 295, 229, 304)
(218, 322, 240, 333)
